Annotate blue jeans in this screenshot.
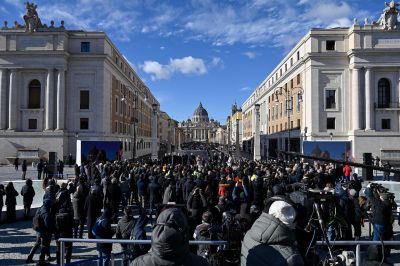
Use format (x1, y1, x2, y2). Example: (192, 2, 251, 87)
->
(373, 224, 387, 241)
(97, 250, 110, 266)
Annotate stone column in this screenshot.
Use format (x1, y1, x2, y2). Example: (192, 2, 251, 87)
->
(8, 70, 17, 130)
(0, 69, 6, 129)
(45, 68, 54, 130)
(254, 104, 261, 160)
(352, 68, 361, 130)
(56, 69, 65, 130)
(365, 68, 374, 130)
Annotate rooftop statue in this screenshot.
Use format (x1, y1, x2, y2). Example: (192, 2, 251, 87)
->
(23, 2, 42, 32)
(378, 0, 400, 30)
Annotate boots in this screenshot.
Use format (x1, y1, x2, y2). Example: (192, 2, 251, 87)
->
(26, 255, 34, 264)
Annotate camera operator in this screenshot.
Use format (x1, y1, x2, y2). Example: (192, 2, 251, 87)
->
(365, 184, 394, 242)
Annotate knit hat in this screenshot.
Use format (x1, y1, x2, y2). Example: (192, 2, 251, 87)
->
(349, 189, 357, 197)
(268, 200, 296, 227)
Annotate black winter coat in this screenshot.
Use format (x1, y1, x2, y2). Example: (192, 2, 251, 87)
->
(85, 191, 103, 232)
(5, 187, 18, 206)
(149, 181, 161, 204)
(72, 190, 86, 220)
(132, 208, 208, 266)
(241, 212, 304, 266)
(21, 185, 35, 206)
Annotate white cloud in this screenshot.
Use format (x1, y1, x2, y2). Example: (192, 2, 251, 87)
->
(243, 51, 256, 59)
(141, 56, 207, 81)
(240, 86, 251, 92)
(141, 61, 172, 80)
(3, 0, 372, 50)
(170, 56, 207, 75)
(160, 46, 165, 50)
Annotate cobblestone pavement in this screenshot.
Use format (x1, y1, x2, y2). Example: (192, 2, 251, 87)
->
(0, 219, 123, 266)
(0, 165, 75, 183)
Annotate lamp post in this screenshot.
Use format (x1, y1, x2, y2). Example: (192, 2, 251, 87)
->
(254, 104, 261, 160)
(235, 116, 240, 159)
(274, 87, 303, 156)
(151, 103, 158, 160)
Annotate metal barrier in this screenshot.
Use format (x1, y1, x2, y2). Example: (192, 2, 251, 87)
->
(58, 238, 228, 266)
(316, 240, 400, 266)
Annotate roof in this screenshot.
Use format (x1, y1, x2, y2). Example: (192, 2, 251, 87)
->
(192, 102, 209, 117)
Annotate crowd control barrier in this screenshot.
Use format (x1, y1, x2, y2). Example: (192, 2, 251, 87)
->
(58, 238, 228, 266)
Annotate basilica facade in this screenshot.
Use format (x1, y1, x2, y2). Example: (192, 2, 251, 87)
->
(179, 102, 221, 143)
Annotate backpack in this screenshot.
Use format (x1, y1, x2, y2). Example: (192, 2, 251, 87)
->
(92, 217, 106, 238)
(32, 208, 44, 232)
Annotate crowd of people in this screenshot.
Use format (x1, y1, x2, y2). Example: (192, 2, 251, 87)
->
(1, 145, 398, 266)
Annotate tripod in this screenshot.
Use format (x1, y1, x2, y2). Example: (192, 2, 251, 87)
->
(305, 202, 344, 266)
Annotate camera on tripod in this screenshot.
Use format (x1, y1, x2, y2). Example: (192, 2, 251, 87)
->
(308, 189, 335, 203)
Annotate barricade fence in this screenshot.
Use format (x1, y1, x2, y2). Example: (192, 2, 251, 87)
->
(58, 238, 228, 266)
(315, 240, 400, 266)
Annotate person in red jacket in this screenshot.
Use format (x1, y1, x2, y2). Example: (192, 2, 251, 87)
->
(343, 164, 352, 182)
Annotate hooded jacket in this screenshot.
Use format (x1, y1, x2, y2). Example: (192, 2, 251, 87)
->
(132, 208, 208, 266)
(241, 212, 304, 266)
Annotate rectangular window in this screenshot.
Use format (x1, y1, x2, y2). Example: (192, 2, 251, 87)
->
(80, 118, 89, 130)
(280, 102, 283, 117)
(297, 74, 301, 84)
(280, 69, 282, 76)
(327, 117, 335, 130)
(80, 42, 91, 52)
(115, 98, 118, 113)
(297, 119, 300, 128)
(280, 124, 282, 131)
(326, 40, 335, 51)
(326, 90, 336, 109)
(382, 119, 391, 129)
(290, 121, 293, 129)
(290, 58, 293, 66)
(80, 90, 89, 109)
(115, 121, 118, 133)
(28, 119, 37, 129)
(285, 63, 287, 71)
(297, 94, 301, 112)
(297, 51, 300, 60)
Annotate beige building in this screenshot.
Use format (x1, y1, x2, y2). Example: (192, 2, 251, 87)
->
(242, 2, 400, 164)
(0, 3, 161, 163)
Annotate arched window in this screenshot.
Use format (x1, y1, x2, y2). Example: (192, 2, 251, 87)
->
(28, 80, 41, 109)
(378, 78, 391, 108)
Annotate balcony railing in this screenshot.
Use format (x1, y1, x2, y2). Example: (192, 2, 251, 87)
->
(374, 102, 400, 109)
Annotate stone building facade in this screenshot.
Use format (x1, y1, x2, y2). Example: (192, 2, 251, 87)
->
(242, 2, 400, 164)
(0, 3, 160, 163)
(179, 102, 221, 143)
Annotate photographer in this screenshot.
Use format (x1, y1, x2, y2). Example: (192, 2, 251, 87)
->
(365, 184, 394, 242)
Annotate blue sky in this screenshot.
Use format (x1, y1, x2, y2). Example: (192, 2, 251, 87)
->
(0, 0, 386, 123)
